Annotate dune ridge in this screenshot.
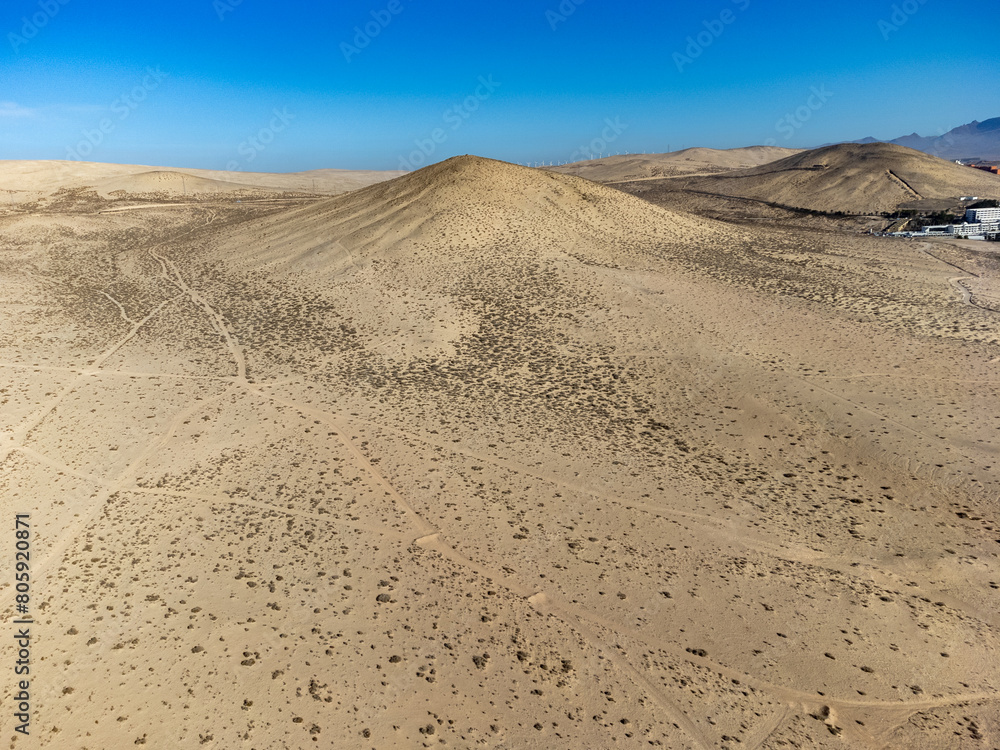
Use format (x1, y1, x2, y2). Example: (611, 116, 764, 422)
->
(547, 146, 804, 183)
(210, 155, 737, 278)
(676, 142, 1000, 213)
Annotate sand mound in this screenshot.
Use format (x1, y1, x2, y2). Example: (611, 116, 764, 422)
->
(0, 159, 403, 202)
(89, 170, 270, 198)
(548, 146, 802, 183)
(213, 155, 730, 277)
(680, 142, 1000, 213)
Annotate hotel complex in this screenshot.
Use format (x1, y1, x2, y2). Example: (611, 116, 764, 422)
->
(896, 206, 1000, 239)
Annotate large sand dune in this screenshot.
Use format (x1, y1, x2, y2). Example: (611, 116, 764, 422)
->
(547, 146, 803, 183)
(675, 142, 1000, 214)
(88, 170, 279, 198)
(209, 156, 732, 278)
(0, 155, 997, 748)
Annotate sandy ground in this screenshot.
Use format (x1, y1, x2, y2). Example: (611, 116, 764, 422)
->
(0, 156, 997, 749)
(0, 160, 403, 206)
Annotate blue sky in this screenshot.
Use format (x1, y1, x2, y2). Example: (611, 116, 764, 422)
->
(1, 0, 995, 171)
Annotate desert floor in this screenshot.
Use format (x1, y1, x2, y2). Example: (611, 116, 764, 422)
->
(0, 162, 998, 749)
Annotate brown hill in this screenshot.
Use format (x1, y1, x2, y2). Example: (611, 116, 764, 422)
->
(677, 142, 1000, 214)
(547, 146, 802, 183)
(213, 154, 733, 278)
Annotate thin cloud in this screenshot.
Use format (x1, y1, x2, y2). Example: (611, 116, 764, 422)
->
(0, 102, 37, 118)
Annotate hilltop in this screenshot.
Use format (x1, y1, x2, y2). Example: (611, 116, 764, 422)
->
(209, 155, 734, 278)
(674, 142, 1000, 214)
(546, 145, 802, 183)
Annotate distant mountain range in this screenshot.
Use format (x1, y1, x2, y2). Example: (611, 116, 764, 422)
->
(831, 118, 1000, 161)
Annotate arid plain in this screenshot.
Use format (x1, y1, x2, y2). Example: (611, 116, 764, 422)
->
(1, 150, 999, 749)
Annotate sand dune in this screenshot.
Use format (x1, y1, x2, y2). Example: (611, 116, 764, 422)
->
(87, 170, 276, 198)
(0, 154, 998, 748)
(209, 155, 732, 278)
(0, 159, 403, 202)
(675, 142, 1000, 214)
(547, 146, 803, 183)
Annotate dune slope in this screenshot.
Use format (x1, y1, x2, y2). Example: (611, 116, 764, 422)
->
(209, 155, 734, 278)
(677, 142, 1000, 213)
(547, 146, 803, 182)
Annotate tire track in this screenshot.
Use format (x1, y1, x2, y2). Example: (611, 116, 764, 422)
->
(0, 293, 184, 463)
(242, 385, 717, 750)
(808, 372, 1000, 385)
(99, 291, 135, 325)
(338, 411, 722, 523)
(0, 385, 236, 611)
(242, 387, 434, 537)
(551, 592, 1000, 713)
(1, 208, 223, 459)
(243, 385, 1000, 747)
(130, 488, 406, 538)
(145, 211, 248, 382)
(326, 408, 997, 619)
(742, 704, 789, 750)
(9, 446, 116, 489)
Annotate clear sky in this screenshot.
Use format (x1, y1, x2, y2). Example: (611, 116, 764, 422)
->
(1, 0, 995, 171)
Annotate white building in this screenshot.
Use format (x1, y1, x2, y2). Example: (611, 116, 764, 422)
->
(966, 207, 1000, 223)
(953, 223, 983, 237)
(949, 219, 999, 237)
